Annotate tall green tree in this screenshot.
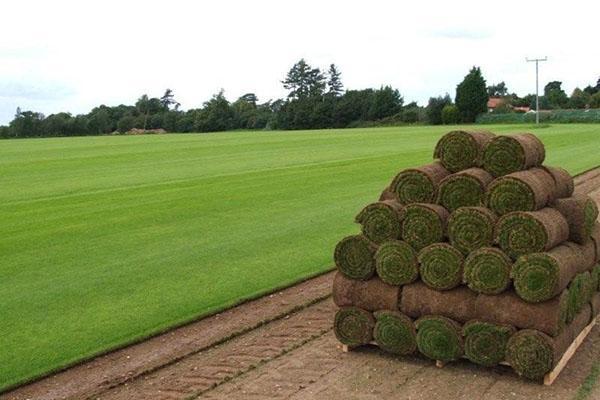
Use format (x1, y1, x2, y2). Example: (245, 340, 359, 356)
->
(487, 82, 508, 97)
(569, 88, 591, 109)
(327, 64, 343, 96)
(368, 86, 403, 120)
(455, 66, 488, 122)
(544, 81, 568, 108)
(282, 59, 325, 99)
(194, 90, 235, 132)
(426, 94, 452, 125)
(160, 89, 180, 111)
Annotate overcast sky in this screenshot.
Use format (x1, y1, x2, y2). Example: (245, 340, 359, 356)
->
(1, 0, 599, 125)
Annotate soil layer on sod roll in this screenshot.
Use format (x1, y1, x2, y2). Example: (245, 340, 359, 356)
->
(379, 187, 397, 202)
(506, 304, 592, 380)
(373, 310, 417, 355)
(511, 242, 593, 303)
(482, 133, 546, 177)
(552, 196, 599, 244)
(415, 315, 464, 362)
(462, 320, 516, 367)
(590, 223, 600, 261)
(400, 203, 449, 251)
(566, 271, 593, 324)
(333, 307, 375, 346)
(448, 207, 498, 255)
(355, 200, 404, 245)
(486, 167, 556, 215)
(542, 166, 574, 200)
(389, 161, 450, 205)
(332, 272, 400, 311)
(474, 290, 569, 337)
(418, 243, 464, 290)
(334, 235, 377, 280)
(463, 247, 512, 295)
(400, 281, 476, 323)
(374, 240, 419, 286)
(433, 130, 495, 173)
(437, 168, 494, 212)
(592, 264, 600, 292)
(495, 208, 570, 260)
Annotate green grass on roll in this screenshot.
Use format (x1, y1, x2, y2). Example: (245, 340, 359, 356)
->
(437, 168, 493, 212)
(495, 208, 569, 260)
(463, 321, 516, 367)
(506, 329, 554, 380)
(334, 235, 376, 280)
(433, 130, 494, 172)
(486, 168, 555, 216)
(566, 272, 593, 323)
(401, 203, 449, 251)
(482, 133, 545, 177)
(447, 207, 497, 255)
(584, 200, 600, 237)
(416, 315, 464, 362)
(592, 265, 600, 292)
(390, 162, 450, 205)
(464, 247, 512, 294)
(334, 307, 375, 346)
(355, 200, 403, 244)
(418, 243, 464, 290)
(373, 310, 417, 355)
(375, 240, 419, 286)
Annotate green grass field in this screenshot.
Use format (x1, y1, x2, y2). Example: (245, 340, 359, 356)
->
(1, 124, 599, 390)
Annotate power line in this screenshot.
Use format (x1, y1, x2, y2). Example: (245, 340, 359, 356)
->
(526, 57, 548, 124)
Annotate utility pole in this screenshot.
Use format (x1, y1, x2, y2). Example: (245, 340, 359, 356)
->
(526, 57, 547, 124)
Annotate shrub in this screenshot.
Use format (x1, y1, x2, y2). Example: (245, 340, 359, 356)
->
(441, 105, 460, 124)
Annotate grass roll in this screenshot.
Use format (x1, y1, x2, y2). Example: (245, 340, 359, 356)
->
(374, 240, 419, 286)
(379, 187, 397, 202)
(474, 290, 569, 337)
(566, 271, 593, 323)
(495, 208, 569, 260)
(390, 161, 450, 205)
(464, 247, 512, 295)
(463, 321, 516, 367)
(334, 307, 375, 346)
(334, 235, 376, 280)
(401, 203, 449, 251)
(418, 243, 464, 290)
(482, 133, 545, 177)
(592, 223, 600, 262)
(511, 243, 584, 302)
(592, 292, 600, 317)
(592, 265, 600, 292)
(433, 130, 495, 172)
(553, 196, 599, 244)
(332, 272, 401, 311)
(448, 207, 497, 255)
(507, 305, 592, 380)
(356, 200, 404, 244)
(373, 310, 417, 355)
(486, 168, 555, 215)
(401, 281, 476, 323)
(437, 168, 494, 212)
(415, 315, 464, 362)
(542, 166, 574, 199)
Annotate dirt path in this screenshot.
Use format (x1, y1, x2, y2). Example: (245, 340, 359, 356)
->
(3, 167, 600, 400)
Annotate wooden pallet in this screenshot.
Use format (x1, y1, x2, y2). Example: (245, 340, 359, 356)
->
(341, 316, 597, 386)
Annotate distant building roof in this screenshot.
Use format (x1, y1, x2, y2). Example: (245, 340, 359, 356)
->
(487, 97, 504, 109)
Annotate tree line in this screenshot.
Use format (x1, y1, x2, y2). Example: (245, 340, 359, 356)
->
(1, 60, 599, 138)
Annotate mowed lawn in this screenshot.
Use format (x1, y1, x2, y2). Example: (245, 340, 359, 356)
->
(1, 124, 599, 390)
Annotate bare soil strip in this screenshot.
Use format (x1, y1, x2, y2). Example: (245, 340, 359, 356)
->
(3, 167, 600, 400)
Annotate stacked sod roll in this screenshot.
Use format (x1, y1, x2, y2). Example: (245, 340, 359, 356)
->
(332, 130, 600, 382)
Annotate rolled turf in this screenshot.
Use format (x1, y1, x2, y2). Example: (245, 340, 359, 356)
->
(553, 196, 599, 244)
(433, 130, 495, 172)
(463, 321, 516, 367)
(592, 223, 600, 261)
(374, 240, 419, 286)
(401, 203, 449, 251)
(437, 168, 494, 212)
(332, 272, 401, 311)
(447, 207, 497, 255)
(495, 208, 570, 260)
(592, 292, 600, 317)
(415, 315, 464, 362)
(511, 242, 594, 303)
(506, 304, 592, 380)
(401, 281, 476, 323)
(355, 200, 404, 244)
(482, 133, 545, 177)
(592, 264, 600, 292)
(474, 290, 569, 337)
(541, 166, 574, 200)
(485, 168, 556, 215)
(334, 307, 375, 346)
(566, 271, 593, 324)
(373, 310, 417, 355)
(418, 243, 464, 290)
(379, 187, 396, 202)
(463, 247, 512, 295)
(334, 235, 376, 280)
(389, 161, 450, 205)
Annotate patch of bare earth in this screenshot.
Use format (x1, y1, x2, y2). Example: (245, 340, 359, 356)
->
(3, 167, 600, 400)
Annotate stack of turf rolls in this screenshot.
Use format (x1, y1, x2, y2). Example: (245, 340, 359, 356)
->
(332, 130, 600, 381)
